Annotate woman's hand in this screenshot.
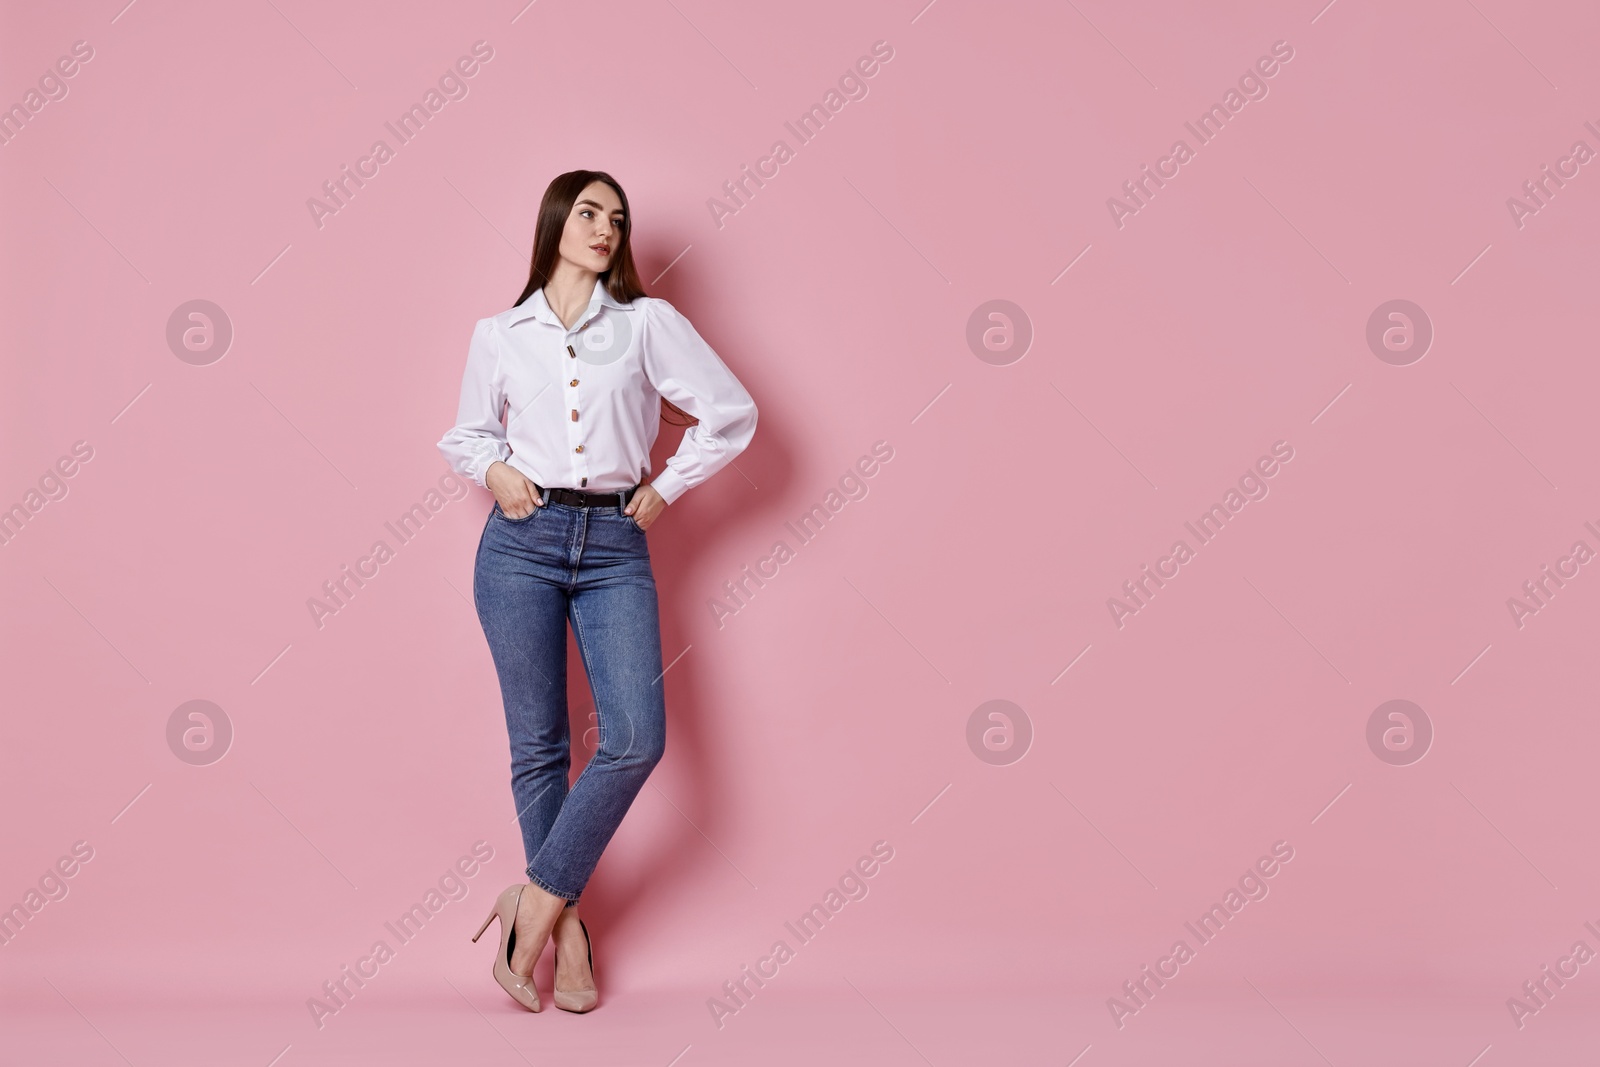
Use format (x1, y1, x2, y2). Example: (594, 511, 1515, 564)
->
(626, 483, 666, 530)
(486, 461, 541, 519)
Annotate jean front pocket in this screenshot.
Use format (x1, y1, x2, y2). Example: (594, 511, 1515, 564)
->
(496, 501, 540, 524)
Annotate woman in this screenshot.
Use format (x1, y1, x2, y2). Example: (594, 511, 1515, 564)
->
(438, 170, 758, 1012)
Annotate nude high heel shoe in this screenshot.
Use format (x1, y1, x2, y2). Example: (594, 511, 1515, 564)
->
(471, 884, 542, 1012)
(553, 917, 598, 1013)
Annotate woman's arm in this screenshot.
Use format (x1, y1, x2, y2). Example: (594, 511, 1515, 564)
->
(640, 299, 758, 505)
(437, 317, 512, 488)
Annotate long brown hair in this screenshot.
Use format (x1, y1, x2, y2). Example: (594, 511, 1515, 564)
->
(513, 170, 695, 427)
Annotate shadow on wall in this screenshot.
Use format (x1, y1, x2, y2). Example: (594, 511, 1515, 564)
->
(548, 266, 792, 953)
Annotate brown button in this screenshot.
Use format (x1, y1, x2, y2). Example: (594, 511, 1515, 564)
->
(570, 409, 578, 421)
(567, 345, 577, 358)
(574, 445, 584, 453)
(569, 378, 578, 386)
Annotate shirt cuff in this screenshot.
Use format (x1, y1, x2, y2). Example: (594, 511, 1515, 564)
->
(473, 447, 506, 489)
(648, 467, 690, 506)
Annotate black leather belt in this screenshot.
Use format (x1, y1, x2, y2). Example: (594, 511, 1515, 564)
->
(537, 483, 637, 508)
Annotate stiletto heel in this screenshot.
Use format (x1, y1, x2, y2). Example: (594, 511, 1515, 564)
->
(471, 884, 541, 1012)
(553, 916, 598, 1013)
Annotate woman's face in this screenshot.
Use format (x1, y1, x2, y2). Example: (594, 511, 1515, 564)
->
(559, 181, 626, 275)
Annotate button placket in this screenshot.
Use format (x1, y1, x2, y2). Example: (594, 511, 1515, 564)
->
(556, 306, 598, 487)
(564, 340, 587, 480)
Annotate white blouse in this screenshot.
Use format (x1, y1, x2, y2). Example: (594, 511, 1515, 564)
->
(437, 280, 757, 505)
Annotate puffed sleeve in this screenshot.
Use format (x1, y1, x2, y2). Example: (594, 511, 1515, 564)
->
(437, 316, 512, 489)
(641, 298, 758, 505)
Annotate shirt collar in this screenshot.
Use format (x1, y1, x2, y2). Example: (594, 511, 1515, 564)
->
(506, 278, 629, 329)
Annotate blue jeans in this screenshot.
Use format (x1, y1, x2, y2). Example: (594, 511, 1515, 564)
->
(472, 491, 666, 906)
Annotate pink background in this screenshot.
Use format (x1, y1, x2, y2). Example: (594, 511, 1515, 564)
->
(4, 0, 1599, 1063)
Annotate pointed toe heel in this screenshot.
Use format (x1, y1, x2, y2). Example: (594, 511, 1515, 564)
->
(553, 916, 598, 1013)
(472, 884, 541, 1012)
